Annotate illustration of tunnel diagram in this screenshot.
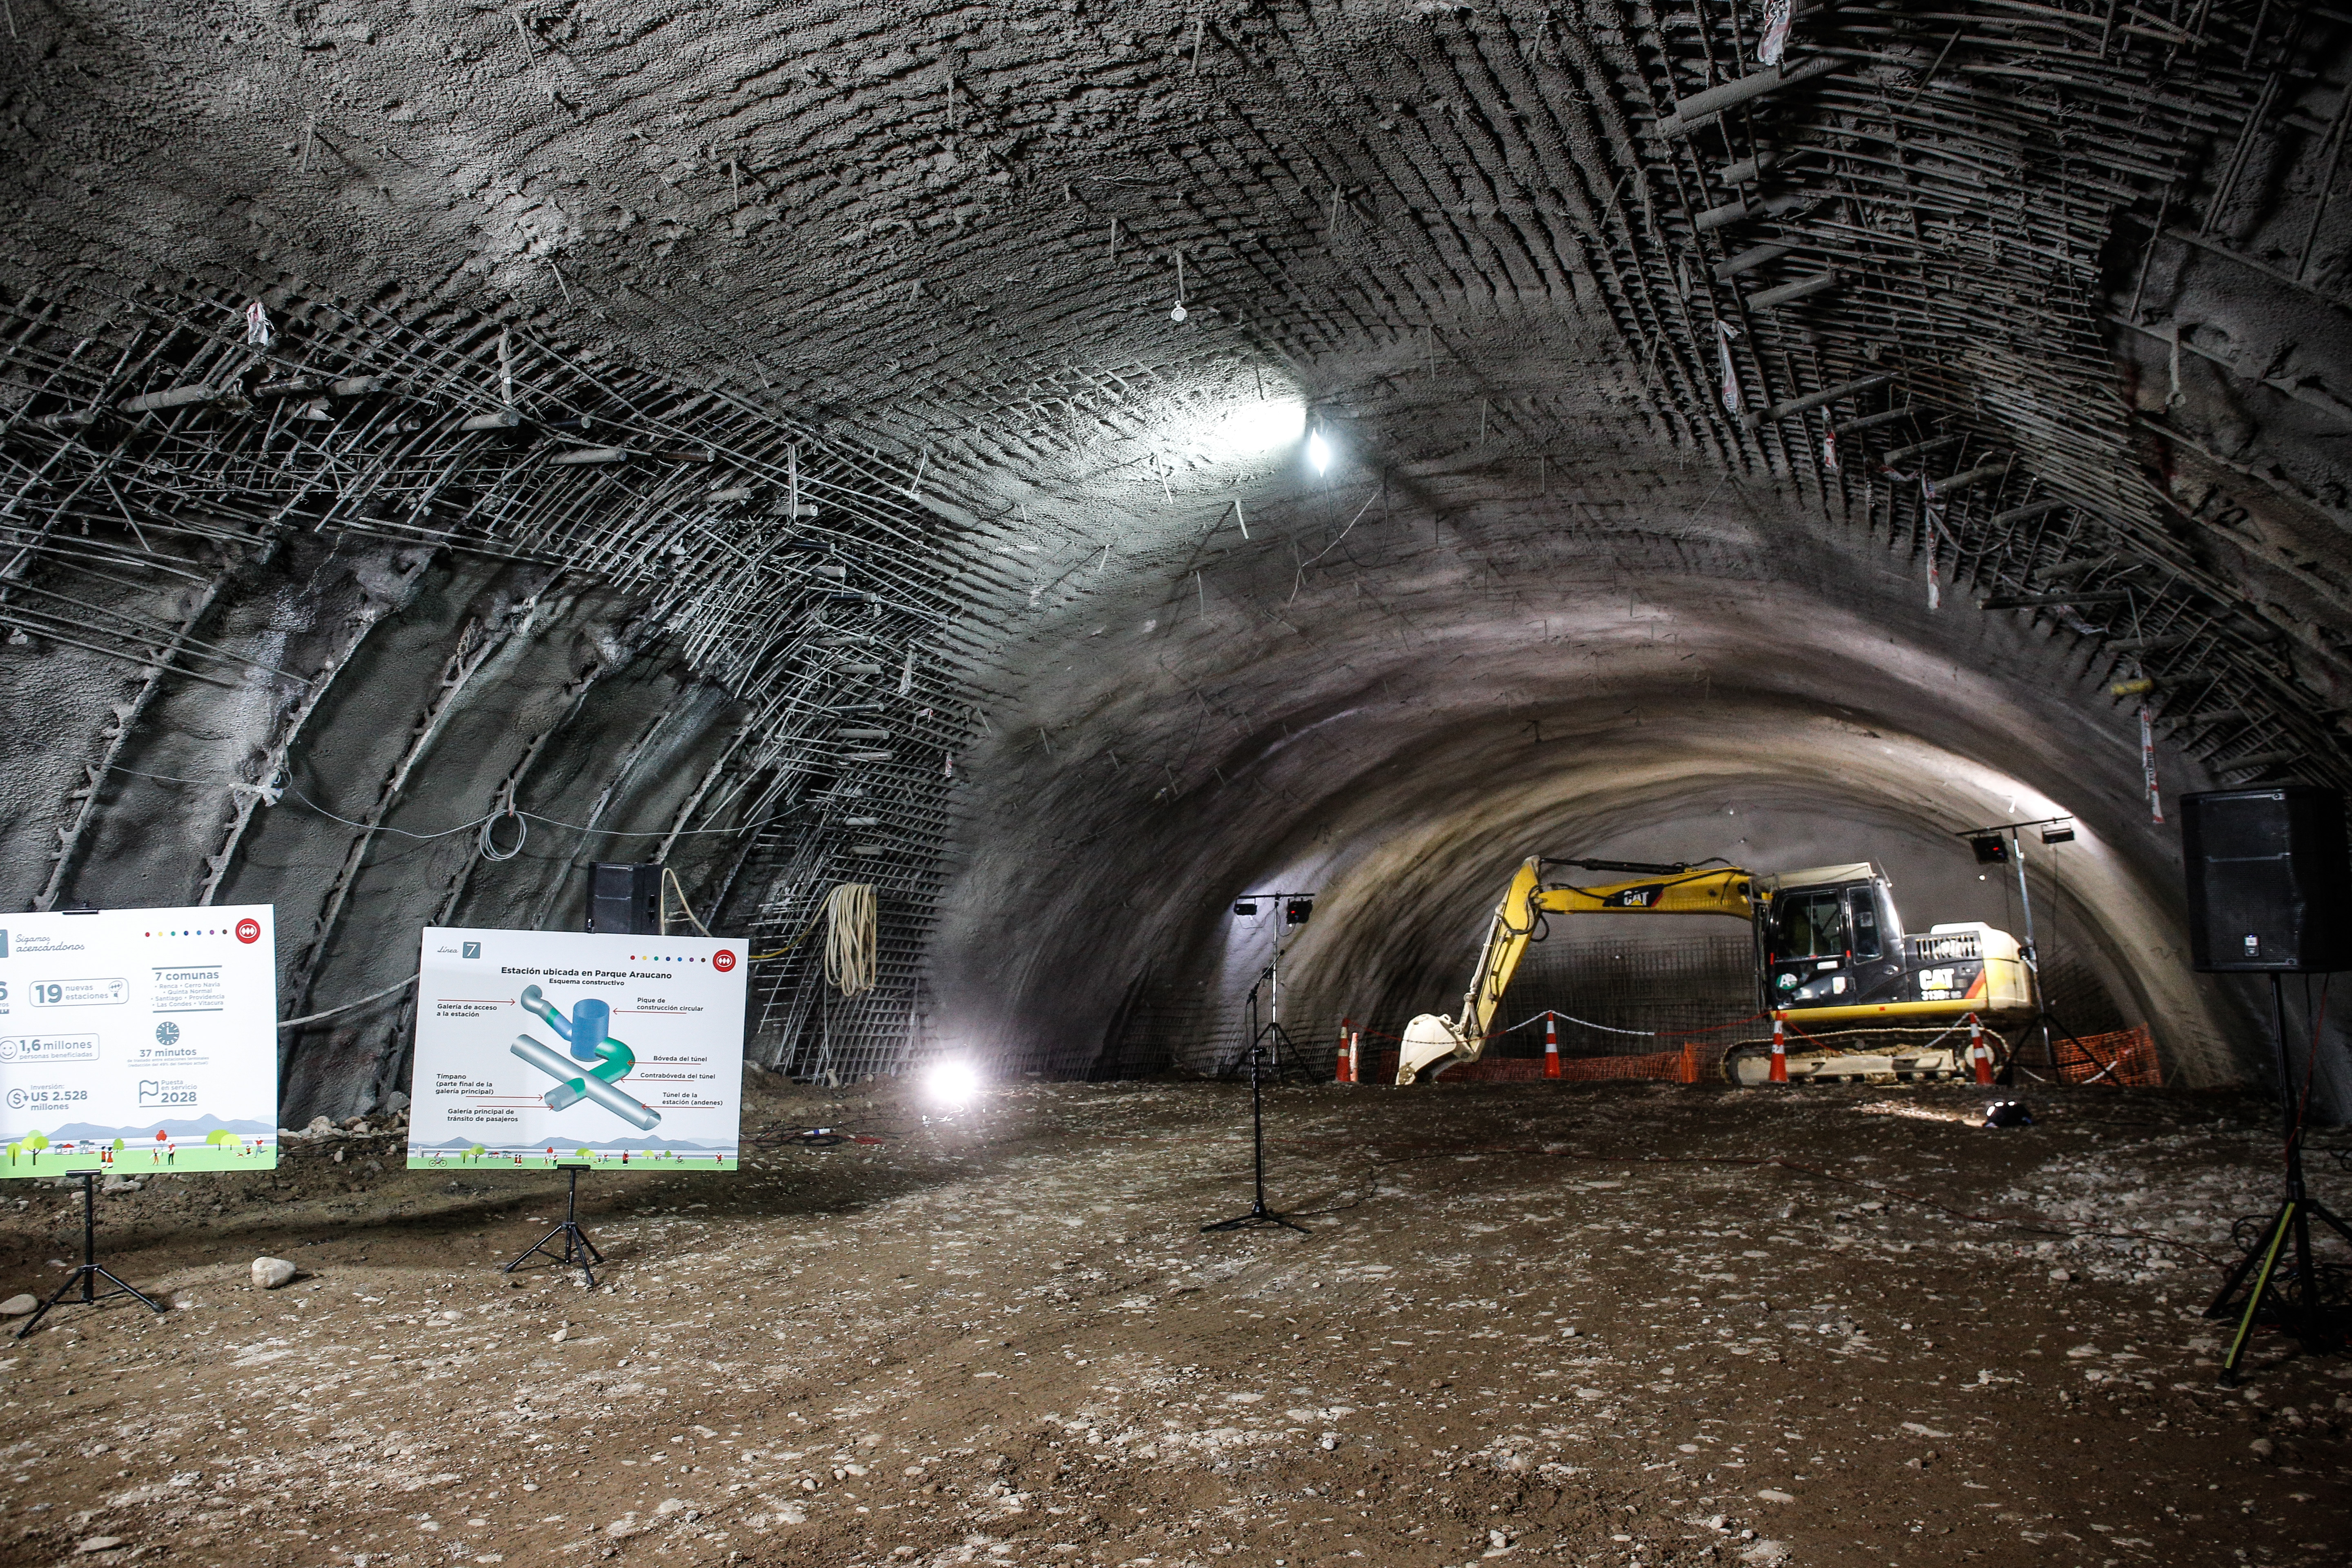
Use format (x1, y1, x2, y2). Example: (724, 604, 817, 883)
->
(510, 984, 662, 1131)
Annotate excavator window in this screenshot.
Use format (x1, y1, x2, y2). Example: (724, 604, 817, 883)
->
(1772, 890, 1846, 959)
(1849, 887, 1882, 959)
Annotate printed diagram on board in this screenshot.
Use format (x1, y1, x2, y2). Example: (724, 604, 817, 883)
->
(510, 985, 661, 1131)
(410, 924, 744, 1169)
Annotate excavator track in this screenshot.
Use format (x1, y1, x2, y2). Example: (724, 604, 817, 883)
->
(1720, 1040, 1967, 1087)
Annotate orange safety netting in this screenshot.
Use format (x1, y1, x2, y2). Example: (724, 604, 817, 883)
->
(2044, 1025, 2164, 1087)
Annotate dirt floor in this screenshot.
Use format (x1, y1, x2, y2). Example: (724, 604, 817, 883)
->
(0, 1072, 2346, 1568)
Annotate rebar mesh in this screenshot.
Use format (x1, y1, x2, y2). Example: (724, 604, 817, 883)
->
(0, 271, 993, 1080)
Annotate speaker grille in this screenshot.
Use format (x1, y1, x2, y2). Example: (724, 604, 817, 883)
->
(2182, 787, 2352, 972)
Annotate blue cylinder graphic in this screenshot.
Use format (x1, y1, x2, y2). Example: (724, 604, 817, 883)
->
(568, 998, 611, 1062)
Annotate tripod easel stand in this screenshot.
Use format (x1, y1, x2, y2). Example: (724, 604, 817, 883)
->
(503, 1163, 606, 1286)
(16, 1169, 167, 1339)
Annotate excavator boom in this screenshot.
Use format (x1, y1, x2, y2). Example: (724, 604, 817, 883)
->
(1394, 858, 1753, 1083)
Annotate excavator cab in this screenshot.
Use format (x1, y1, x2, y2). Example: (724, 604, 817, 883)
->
(1756, 862, 2034, 1027)
(1759, 868, 1907, 1011)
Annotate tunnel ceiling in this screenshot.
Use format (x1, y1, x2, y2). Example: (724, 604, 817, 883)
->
(4, 1, 2352, 1102)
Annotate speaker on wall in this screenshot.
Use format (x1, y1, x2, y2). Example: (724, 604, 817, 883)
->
(586, 862, 663, 936)
(2180, 786, 2352, 973)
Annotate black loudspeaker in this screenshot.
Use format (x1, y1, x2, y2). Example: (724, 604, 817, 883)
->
(586, 862, 663, 935)
(2181, 786, 2352, 972)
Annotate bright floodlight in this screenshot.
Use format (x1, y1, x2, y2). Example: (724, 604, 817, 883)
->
(1307, 428, 1332, 474)
(929, 1059, 980, 1104)
(1225, 397, 1304, 452)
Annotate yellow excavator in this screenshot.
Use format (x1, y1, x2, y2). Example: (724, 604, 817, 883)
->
(1394, 855, 2036, 1086)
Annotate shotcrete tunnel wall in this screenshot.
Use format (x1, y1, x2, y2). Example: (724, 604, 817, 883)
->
(3, 3, 2352, 1120)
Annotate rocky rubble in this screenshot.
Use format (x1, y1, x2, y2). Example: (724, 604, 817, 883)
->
(0, 1077, 2341, 1567)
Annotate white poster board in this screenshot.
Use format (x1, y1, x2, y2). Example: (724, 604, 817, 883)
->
(0, 906, 279, 1177)
(408, 927, 748, 1171)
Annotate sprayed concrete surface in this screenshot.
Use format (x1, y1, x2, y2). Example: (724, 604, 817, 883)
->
(0, 1074, 2346, 1568)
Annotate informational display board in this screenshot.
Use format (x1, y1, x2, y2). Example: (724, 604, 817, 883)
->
(0, 906, 278, 1177)
(409, 927, 748, 1171)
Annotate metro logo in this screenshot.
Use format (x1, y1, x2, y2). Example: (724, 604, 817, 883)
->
(713, 949, 737, 973)
(235, 918, 261, 944)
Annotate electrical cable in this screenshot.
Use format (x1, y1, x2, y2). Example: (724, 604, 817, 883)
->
(145, 771, 794, 846)
(477, 796, 527, 861)
(747, 904, 828, 962)
(294, 786, 492, 841)
(822, 882, 879, 996)
(278, 973, 417, 1029)
(659, 865, 713, 938)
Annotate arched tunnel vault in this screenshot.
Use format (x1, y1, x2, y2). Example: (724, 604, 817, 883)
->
(3, 3, 2352, 1117)
(933, 451, 2232, 1088)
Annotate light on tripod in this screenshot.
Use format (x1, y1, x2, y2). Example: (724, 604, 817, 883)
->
(2041, 823, 2076, 844)
(927, 1060, 980, 1105)
(1969, 835, 2010, 864)
(1285, 896, 1315, 926)
(1232, 900, 1258, 917)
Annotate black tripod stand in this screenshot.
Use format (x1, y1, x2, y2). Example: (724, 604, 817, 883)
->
(1227, 969, 1314, 1085)
(16, 1170, 167, 1339)
(1202, 1046, 1307, 1234)
(2205, 973, 2352, 1385)
(503, 1164, 606, 1286)
(1998, 998, 2101, 1086)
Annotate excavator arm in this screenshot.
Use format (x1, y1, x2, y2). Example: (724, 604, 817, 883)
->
(1394, 856, 1754, 1083)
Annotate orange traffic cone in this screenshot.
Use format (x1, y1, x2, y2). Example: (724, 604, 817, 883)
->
(1769, 1013, 1788, 1084)
(1336, 1018, 1354, 1083)
(1544, 1013, 1561, 1079)
(1970, 1014, 1993, 1085)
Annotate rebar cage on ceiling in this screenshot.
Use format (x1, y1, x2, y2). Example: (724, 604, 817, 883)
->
(0, 269, 999, 1081)
(1510, 1, 2352, 794)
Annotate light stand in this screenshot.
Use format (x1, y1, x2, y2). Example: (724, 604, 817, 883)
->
(503, 1164, 606, 1286)
(1201, 1046, 1307, 1234)
(1955, 819, 2094, 1083)
(1227, 890, 1319, 1084)
(15, 1170, 167, 1339)
(2205, 973, 2352, 1385)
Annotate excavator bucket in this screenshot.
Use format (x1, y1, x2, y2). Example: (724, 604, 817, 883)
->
(1396, 1013, 1471, 1084)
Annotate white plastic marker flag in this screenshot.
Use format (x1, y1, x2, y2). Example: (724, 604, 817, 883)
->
(0, 906, 278, 1177)
(1757, 0, 1794, 65)
(2140, 704, 2164, 824)
(408, 927, 748, 1171)
(1716, 321, 1742, 414)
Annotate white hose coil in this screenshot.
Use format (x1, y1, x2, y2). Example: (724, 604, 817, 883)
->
(822, 882, 879, 996)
